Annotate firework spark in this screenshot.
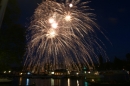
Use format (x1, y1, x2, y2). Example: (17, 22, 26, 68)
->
(24, 0, 107, 73)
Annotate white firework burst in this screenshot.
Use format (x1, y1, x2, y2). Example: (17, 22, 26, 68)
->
(24, 0, 108, 73)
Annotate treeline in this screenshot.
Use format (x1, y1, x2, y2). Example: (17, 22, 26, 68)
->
(95, 54, 130, 71)
(0, 0, 26, 71)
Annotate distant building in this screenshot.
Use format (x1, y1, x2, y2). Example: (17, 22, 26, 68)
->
(70, 70, 79, 76)
(54, 69, 68, 75)
(0, 0, 8, 28)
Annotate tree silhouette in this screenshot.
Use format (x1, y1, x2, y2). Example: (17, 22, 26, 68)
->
(1, 0, 20, 29)
(97, 55, 104, 70)
(0, 0, 25, 71)
(113, 56, 124, 70)
(99, 55, 103, 65)
(0, 24, 25, 71)
(0, 0, 1, 9)
(126, 53, 130, 62)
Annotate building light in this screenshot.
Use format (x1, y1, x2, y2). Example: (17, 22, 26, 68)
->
(51, 72, 54, 75)
(76, 72, 79, 75)
(27, 72, 31, 75)
(8, 71, 11, 73)
(4, 71, 6, 73)
(68, 71, 70, 74)
(92, 79, 95, 82)
(94, 71, 99, 75)
(20, 73, 23, 75)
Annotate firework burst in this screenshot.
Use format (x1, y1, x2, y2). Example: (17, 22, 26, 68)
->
(24, 0, 107, 73)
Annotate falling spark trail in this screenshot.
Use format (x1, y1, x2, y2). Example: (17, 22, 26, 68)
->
(24, 0, 108, 73)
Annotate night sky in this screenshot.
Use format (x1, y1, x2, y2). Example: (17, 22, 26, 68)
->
(17, 0, 130, 61)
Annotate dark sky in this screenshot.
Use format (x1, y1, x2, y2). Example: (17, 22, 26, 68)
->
(18, 0, 130, 61)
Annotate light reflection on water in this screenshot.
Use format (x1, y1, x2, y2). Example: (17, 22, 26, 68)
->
(84, 81, 88, 86)
(19, 77, 22, 85)
(26, 78, 29, 85)
(77, 80, 79, 86)
(68, 78, 70, 86)
(51, 78, 54, 86)
(18, 77, 88, 86)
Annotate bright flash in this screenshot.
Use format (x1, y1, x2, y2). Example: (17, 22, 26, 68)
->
(47, 29, 57, 38)
(49, 18, 58, 29)
(69, 4, 73, 8)
(50, 31, 55, 36)
(65, 15, 71, 21)
(51, 23, 58, 29)
(49, 18, 55, 23)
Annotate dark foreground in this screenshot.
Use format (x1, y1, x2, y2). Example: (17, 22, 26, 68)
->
(0, 76, 130, 86)
(1, 81, 130, 86)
